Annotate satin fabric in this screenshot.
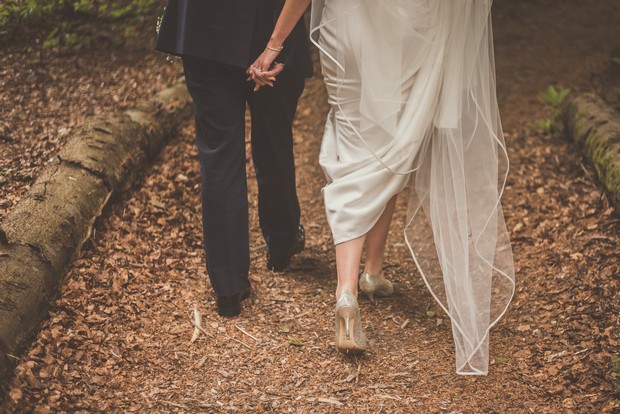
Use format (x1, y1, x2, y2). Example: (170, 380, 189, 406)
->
(311, 0, 515, 375)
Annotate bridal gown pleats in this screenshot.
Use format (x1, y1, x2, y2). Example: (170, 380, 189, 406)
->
(311, 0, 515, 375)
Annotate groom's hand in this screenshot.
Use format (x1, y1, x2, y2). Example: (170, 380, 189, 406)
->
(247, 48, 284, 91)
(249, 63, 284, 92)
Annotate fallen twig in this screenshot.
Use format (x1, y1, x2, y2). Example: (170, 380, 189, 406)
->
(194, 355, 209, 369)
(188, 310, 212, 339)
(161, 400, 189, 409)
(250, 243, 266, 252)
(235, 324, 259, 341)
(227, 336, 251, 349)
(318, 397, 343, 406)
(190, 304, 202, 343)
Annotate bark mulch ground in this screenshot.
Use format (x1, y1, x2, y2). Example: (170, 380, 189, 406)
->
(0, 25, 180, 222)
(1, 0, 619, 412)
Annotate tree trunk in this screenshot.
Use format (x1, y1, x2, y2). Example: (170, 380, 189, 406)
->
(0, 78, 192, 389)
(562, 93, 620, 205)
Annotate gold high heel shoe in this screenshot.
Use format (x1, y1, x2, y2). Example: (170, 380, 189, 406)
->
(335, 290, 367, 352)
(359, 272, 394, 303)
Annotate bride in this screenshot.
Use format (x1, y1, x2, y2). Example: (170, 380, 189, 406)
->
(249, 0, 515, 375)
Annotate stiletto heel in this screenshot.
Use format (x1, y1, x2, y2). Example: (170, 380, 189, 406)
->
(359, 272, 394, 303)
(335, 290, 367, 352)
(341, 306, 353, 339)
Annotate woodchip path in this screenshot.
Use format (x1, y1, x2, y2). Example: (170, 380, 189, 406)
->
(1, 1, 619, 412)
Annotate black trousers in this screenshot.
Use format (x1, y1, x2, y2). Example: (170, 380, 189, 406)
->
(183, 56, 304, 296)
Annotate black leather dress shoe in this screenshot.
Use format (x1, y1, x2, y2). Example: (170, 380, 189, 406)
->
(216, 284, 252, 317)
(267, 224, 306, 272)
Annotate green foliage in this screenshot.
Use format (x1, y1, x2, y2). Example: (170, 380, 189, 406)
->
(42, 21, 98, 51)
(0, 0, 160, 45)
(540, 85, 571, 137)
(539, 118, 553, 134)
(288, 338, 304, 347)
(544, 85, 571, 108)
(42, 26, 60, 49)
(1, 1, 72, 36)
(613, 356, 620, 392)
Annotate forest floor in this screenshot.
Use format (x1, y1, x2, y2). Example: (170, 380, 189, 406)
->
(1, 0, 620, 413)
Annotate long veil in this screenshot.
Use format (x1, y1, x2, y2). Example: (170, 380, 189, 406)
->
(310, 0, 515, 375)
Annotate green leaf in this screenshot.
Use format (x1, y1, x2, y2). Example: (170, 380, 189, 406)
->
(496, 357, 510, 364)
(288, 338, 304, 347)
(558, 88, 571, 103)
(43, 26, 60, 49)
(544, 85, 570, 108)
(539, 119, 552, 133)
(426, 310, 436, 318)
(547, 85, 559, 104)
(110, 4, 134, 19)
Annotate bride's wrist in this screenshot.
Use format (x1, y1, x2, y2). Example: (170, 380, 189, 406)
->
(266, 44, 284, 53)
(268, 35, 285, 52)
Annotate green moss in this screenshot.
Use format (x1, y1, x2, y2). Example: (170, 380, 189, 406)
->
(562, 94, 620, 204)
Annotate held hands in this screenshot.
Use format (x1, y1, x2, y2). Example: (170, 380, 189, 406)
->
(246, 47, 284, 92)
(248, 0, 311, 91)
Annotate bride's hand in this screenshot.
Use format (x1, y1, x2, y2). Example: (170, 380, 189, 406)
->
(247, 48, 284, 92)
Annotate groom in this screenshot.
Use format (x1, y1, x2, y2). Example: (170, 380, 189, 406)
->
(155, 0, 313, 316)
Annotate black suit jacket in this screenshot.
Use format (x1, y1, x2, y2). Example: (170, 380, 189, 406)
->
(155, 0, 313, 77)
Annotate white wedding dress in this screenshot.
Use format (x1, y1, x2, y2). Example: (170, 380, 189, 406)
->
(310, 0, 515, 375)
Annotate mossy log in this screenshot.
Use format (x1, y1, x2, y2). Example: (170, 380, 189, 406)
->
(0, 79, 191, 388)
(562, 93, 620, 205)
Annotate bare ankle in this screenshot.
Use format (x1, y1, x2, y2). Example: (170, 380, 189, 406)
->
(363, 265, 383, 277)
(336, 284, 358, 300)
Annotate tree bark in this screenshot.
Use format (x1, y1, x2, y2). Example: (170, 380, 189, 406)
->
(562, 93, 620, 206)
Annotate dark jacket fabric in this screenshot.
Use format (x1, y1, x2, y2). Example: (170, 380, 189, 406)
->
(155, 0, 313, 77)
